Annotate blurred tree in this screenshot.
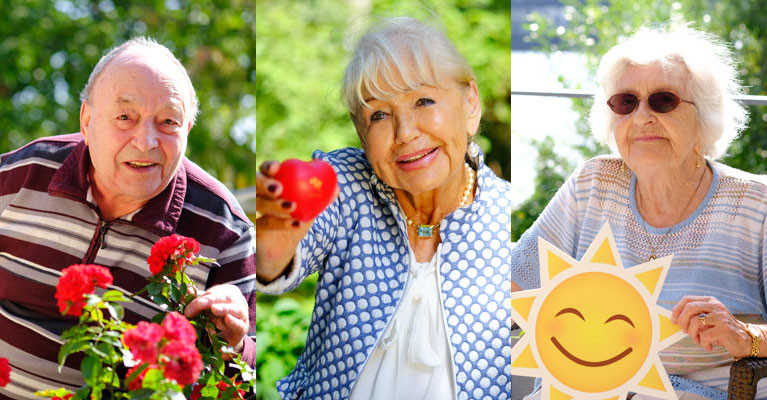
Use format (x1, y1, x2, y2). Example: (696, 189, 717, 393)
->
(255, 1, 510, 399)
(0, 0, 257, 188)
(511, 0, 767, 240)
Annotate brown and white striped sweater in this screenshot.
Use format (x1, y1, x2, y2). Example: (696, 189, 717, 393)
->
(0, 133, 256, 399)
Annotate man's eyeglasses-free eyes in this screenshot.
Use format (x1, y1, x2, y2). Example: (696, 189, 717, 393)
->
(607, 91, 696, 115)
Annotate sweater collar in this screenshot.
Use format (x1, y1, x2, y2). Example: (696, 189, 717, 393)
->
(48, 137, 186, 235)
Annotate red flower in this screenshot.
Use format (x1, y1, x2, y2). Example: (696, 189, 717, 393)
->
(160, 340, 202, 386)
(190, 384, 203, 400)
(162, 312, 197, 345)
(125, 363, 158, 391)
(0, 357, 10, 387)
(55, 264, 113, 316)
(147, 235, 200, 275)
(51, 395, 73, 400)
(123, 321, 164, 363)
(216, 380, 246, 398)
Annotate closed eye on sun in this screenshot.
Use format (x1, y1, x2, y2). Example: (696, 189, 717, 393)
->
(605, 314, 635, 327)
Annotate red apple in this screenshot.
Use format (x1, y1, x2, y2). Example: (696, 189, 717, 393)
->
(274, 159, 338, 221)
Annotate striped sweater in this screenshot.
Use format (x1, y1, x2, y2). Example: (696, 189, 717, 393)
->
(0, 133, 257, 399)
(510, 156, 767, 397)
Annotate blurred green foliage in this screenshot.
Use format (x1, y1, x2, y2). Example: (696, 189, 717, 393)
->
(1, 0, 257, 188)
(255, 1, 510, 399)
(255, 276, 317, 399)
(511, 0, 767, 241)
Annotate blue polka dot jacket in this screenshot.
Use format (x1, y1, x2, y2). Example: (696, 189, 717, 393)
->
(257, 147, 514, 400)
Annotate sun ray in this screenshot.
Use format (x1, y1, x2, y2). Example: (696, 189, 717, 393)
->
(510, 294, 537, 324)
(509, 339, 540, 372)
(582, 224, 620, 267)
(545, 383, 574, 400)
(633, 360, 677, 400)
(538, 237, 577, 282)
(656, 307, 685, 347)
(627, 255, 672, 299)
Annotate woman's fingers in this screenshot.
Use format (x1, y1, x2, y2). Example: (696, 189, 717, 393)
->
(255, 196, 295, 219)
(677, 301, 712, 333)
(259, 160, 280, 176)
(256, 160, 299, 221)
(697, 318, 752, 357)
(673, 296, 753, 358)
(671, 295, 710, 323)
(687, 310, 716, 345)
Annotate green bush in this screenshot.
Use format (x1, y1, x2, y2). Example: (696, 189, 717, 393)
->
(256, 275, 317, 400)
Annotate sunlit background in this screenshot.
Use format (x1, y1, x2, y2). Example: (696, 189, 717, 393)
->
(1, 0, 257, 188)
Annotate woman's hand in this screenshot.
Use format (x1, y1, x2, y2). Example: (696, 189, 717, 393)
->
(255, 161, 327, 282)
(671, 295, 753, 358)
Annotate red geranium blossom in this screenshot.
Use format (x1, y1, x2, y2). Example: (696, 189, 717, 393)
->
(160, 340, 202, 386)
(55, 264, 113, 316)
(162, 312, 197, 345)
(123, 322, 164, 363)
(0, 357, 10, 387)
(125, 363, 158, 391)
(216, 380, 246, 398)
(147, 234, 200, 275)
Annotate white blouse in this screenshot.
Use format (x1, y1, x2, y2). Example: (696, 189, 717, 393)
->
(351, 247, 455, 400)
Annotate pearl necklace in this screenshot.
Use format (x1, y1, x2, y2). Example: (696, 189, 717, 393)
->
(404, 162, 475, 238)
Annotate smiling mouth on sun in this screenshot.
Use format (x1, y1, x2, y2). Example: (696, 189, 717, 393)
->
(550, 337, 633, 367)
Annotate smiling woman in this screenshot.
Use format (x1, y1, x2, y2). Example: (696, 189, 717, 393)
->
(255, 16, 514, 400)
(511, 22, 767, 399)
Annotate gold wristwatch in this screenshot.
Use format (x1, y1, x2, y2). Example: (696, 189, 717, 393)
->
(743, 323, 761, 359)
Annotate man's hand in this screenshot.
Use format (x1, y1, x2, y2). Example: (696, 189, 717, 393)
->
(184, 284, 249, 354)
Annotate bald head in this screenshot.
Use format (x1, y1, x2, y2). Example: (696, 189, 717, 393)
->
(80, 37, 199, 124)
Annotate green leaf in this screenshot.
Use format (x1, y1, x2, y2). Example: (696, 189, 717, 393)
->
(105, 302, 124, 321)
(141, 368, 164, 390)
(200, 383, 219, 397)
(147, 281, 162, 297)
(81, 355, 102, 386)
(102, 290, 130, 303)
(126, 389, 154, 400)
(169, 282, 181, 303)
(124, 363, 148, 386)
(58, 340, 91, 365)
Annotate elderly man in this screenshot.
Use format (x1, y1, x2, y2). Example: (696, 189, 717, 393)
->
(0, 37, 256, 397)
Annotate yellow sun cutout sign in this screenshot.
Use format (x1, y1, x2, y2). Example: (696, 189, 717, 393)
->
(510, 223, 686, 400)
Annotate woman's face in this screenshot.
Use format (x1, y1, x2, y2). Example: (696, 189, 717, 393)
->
(610, 63, 701, 173)
(355, 79, 481, 195)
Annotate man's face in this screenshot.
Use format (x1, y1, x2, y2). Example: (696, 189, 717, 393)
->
(80, 49, 193, 213)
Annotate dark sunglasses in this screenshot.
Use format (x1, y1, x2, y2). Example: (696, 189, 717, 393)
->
(607, 91, 695, 115)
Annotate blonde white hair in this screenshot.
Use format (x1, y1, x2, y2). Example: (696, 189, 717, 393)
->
(343, 17, 475, 124)
(589, 23, 748, 159)
(80, 36, 199, 124)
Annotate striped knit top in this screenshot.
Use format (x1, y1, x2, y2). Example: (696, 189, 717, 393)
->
(0, 134, 257, 399)
(510, 156, 767, 379)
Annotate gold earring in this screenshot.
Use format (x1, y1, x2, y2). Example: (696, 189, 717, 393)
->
(696, 156, 701, 168)
(621, 160, 626, 173)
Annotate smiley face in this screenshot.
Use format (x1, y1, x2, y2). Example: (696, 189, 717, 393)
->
(534, 271, 652, 393)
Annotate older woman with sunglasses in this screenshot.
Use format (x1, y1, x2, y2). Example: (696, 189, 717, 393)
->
(512, 25, 766, 398)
